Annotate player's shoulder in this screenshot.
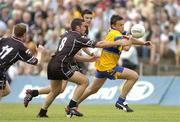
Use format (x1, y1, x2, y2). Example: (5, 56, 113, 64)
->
(0, 37, 12, 44)
(108, 29, 121, 36)
(122, 31, 130, 36)
(0, 37, 5, 42)
(67, 31, 81, 39)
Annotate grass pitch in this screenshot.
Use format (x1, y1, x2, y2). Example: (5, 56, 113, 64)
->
(0, 103, 180, 122)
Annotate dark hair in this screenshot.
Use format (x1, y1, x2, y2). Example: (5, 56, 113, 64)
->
(71, 18, 84, 31)
(110, 15, 123, 26)
(14, 23, 27, 37)
(81, 9, 93, 17)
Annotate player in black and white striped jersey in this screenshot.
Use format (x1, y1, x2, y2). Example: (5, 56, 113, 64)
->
(23, 9, 95, 107)
(0, 23, 44, 98)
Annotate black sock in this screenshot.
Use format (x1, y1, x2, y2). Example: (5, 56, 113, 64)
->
(69, 99, 77, 108)
(32, 90, 39, 97)
(38, 108, 47, 116)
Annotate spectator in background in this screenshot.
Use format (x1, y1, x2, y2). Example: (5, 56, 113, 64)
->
(32, 1, 47, 19)
(46, 9, 55, 30)
(0, 3, 10, 23)
(102, 1, 115, 31)
(160, 25, 170, 57)
(36, 32, 46, 46)
(12, 9, 22, 24)
(30, 12, 44, 35)
(150, 23, 161, 64)
(173, 0, 180, 17)
(45, 30, 59, 52)
(13, 0, 25, 10)
(138, 0, 154, 19)
(4, 19, 14, 37)
(54, 5, 72, 30)
(165, 0, 176, 18)
(89, 7, 103, 41)
(126, 0, 139, 21)
(118, 7, 132, 32)
(22, 11, 33, 26)
(0, 20, 7, 37)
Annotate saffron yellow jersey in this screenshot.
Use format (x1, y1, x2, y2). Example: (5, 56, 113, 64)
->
(95, 29, 127, 71)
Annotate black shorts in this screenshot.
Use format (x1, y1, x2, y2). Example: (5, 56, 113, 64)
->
(70, 61, 82, 72)
(47, 59, 76, 80)
(0, 71, 6, 90)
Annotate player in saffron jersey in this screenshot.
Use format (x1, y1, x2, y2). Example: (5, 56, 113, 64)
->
(76, 15, 152, 113)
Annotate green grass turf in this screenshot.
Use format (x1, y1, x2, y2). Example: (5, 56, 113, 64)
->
(0, 103, 180, 122)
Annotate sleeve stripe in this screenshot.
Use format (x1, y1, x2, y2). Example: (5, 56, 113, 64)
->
(114, 36, 122, 41)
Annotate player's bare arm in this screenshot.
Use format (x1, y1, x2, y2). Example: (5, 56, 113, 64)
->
(74, 54, 99, 62)
(95, 38, 132, 48)
(123, 35, 152, 48)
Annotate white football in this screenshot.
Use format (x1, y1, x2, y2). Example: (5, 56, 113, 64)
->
(131, 24, 145, 38)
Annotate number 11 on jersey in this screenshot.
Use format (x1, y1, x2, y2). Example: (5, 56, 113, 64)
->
(0, 45, 14, 59)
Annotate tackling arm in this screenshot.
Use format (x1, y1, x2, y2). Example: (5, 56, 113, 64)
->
(74, 54, 98, 62)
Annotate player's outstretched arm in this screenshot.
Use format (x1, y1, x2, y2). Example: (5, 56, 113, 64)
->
(95, 38, 132, 48)
(74, 54, 99, 62)
(123, 35, 152, 48)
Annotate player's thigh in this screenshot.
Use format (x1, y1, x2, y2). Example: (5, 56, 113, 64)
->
(90, 77, 106, 92)
(118, 67, 139, 80)
(61, 80, 68, 93)
(50, 80, 62, 93)
(68, 71, 89, 85)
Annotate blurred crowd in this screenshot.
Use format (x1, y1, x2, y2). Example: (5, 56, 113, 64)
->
(0, 0, 180, 79)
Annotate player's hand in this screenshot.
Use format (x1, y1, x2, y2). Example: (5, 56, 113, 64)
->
(37, 45, 45, 53)
(89, 55, 100, 62)
(144, 41, 152, 48)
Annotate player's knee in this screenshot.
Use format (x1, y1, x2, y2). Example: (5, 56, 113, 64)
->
(132, 72, 139, 82)
(51, 89, 61, 96)
(60, 88, 65, 93)
(89, 86, 99, 94)
(2, 88, 11, 97)
(82, 78, 89, 87)
(92, 88, 99, 94)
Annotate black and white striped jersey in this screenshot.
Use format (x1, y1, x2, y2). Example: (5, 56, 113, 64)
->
(53, 31, 97, 66)
(0, 36, 38, 71)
